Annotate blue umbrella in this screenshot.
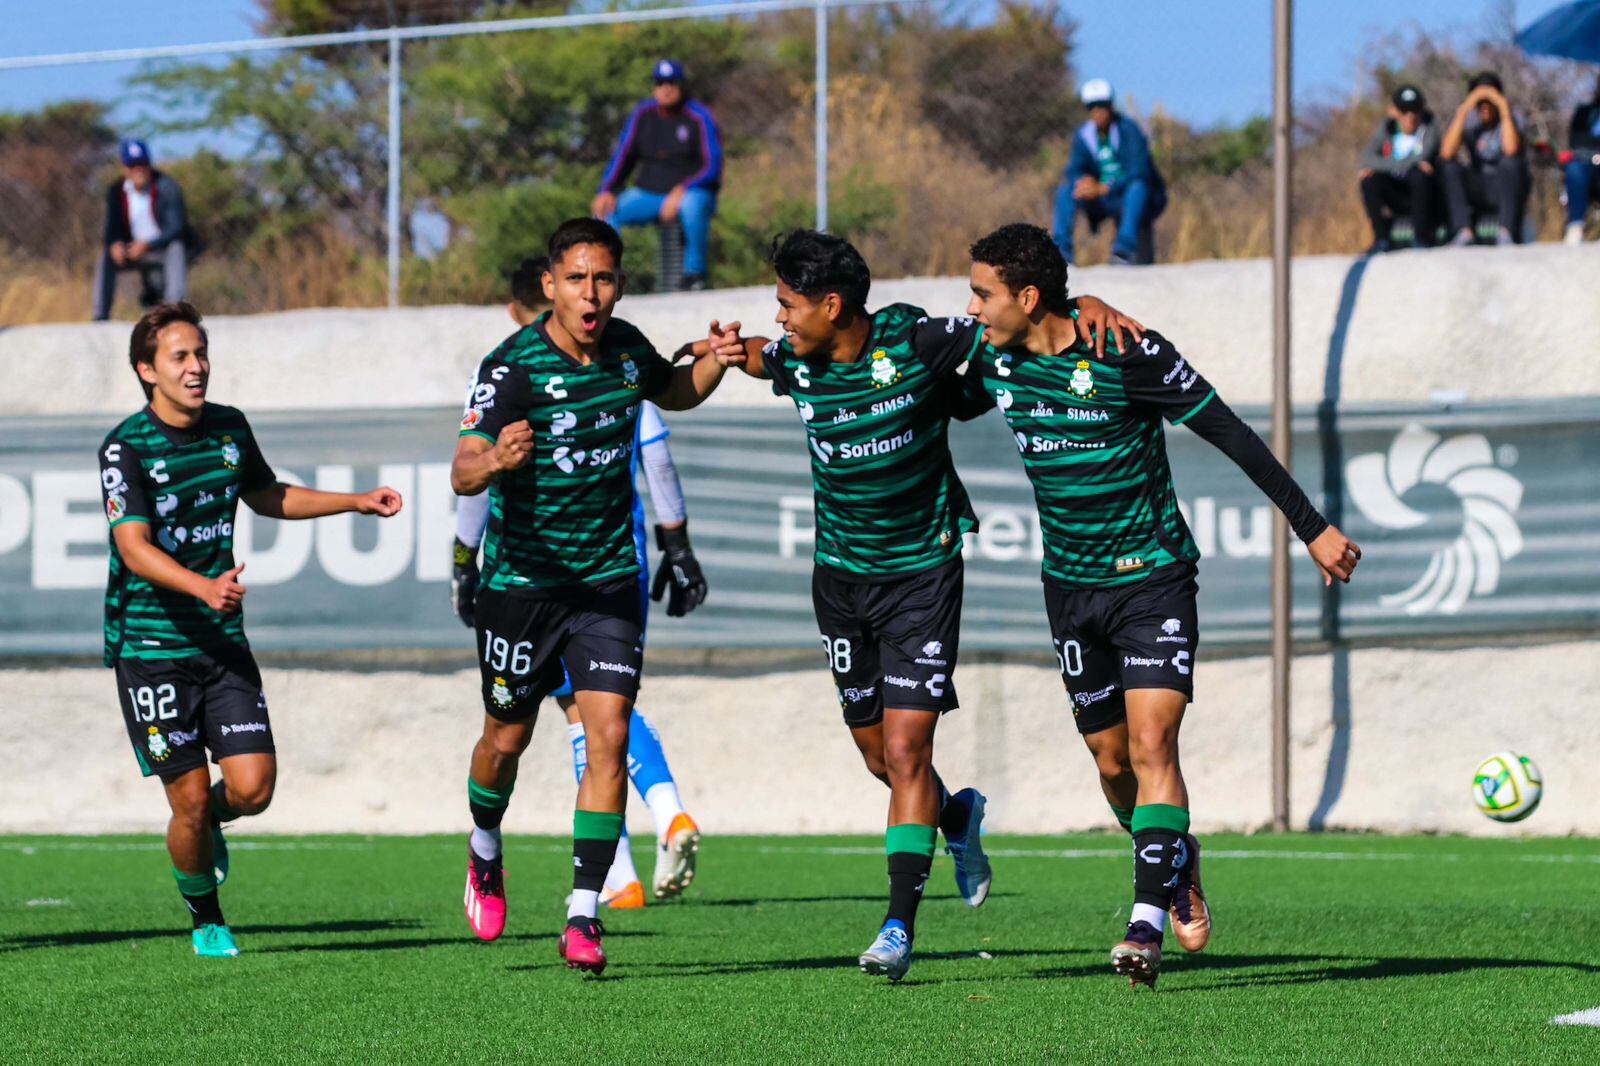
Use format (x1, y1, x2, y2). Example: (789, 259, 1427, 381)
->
(1517, 0, 1600, 62)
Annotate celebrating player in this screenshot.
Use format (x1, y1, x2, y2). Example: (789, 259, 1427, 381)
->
(450, 219, 729, 975)
(454, 257, 707, 925)
(707, 230, 1140, 981)
(956, 223, 1361, 987)
(99, 302, 403, 958)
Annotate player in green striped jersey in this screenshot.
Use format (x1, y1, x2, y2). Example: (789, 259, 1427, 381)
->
(450, 219, 730, 974)
(956, 224, 1361, 987)
(100, 302, 403, 958)
(708, 230, 1141, 980)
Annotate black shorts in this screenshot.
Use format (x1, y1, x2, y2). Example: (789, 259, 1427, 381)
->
(113, 651, 274, 779)
(812, 556, 963, 727)
(473, 578, 645, 722)
(1043, 561, 1200, 735)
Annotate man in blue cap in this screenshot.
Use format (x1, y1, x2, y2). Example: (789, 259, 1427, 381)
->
(1053, 79, 1167, 267)
(591, 59, 723, 291)
(94, 138, 195, 320)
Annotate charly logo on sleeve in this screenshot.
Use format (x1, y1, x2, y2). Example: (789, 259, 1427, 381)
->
(1346, 423, 1524, 616)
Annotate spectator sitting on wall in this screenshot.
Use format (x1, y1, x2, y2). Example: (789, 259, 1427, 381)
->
(1439, 72, 1530, 247)
(1562, 73, 1600, 245)
(93, 139, 195, 321)
(1358, 84, 1442, 253)
(590, 59, 723, 292)
(1052, 78, 1167, 267)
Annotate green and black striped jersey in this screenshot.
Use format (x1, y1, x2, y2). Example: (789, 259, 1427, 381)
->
(764, 303, 984, 580)
(99, 404, 277, 665)
(461, 313, 673, 592)
(961, 328, 1216, 588)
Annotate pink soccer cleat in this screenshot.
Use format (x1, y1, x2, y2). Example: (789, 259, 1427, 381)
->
(463, 848, 507, 942)
(558, 917, 607, 974)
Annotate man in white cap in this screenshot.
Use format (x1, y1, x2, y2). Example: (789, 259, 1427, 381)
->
(1053, 79, 1167, 266)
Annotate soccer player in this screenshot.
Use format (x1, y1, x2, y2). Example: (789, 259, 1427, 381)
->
(955, 223, 1361, 987)
(451, 219, 729, 975)
(453, 257, 707, 920)
(99, 301, 403, 958)
(707, 230, 1140, 981)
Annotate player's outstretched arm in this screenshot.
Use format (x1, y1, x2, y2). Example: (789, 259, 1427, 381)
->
(243, 482, 403, 521)
(1125, 332, 1362, 586)
(451, 421, 533, 495)
(654, 321, 748, 411)
(1180, 396, 1361, 585)
(111, 521, 247, 613)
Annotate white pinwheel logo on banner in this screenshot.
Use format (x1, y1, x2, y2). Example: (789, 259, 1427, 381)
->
(1345, 424, 1523, 615)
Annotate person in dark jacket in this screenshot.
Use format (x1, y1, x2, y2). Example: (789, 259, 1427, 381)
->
(93, 138, 194, 320)
(1439, 71, 1529, 246)
(1358, 84, 1442, 253)
(1562, 74, 1600, 244)
(1052, 78, 1167, 266)
(590, 59, 723, 290)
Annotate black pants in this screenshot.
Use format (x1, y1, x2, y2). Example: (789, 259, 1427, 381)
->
(1359, 168, 1440, 245)
(1442, 157, 1530, 238)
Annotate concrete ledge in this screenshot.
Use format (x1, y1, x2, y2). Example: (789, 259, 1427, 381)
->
(6, 245, 1599, 416)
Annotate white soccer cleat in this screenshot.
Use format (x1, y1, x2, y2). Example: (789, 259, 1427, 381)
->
(858, 922, 913, 981)
(653, 812, 701, 899)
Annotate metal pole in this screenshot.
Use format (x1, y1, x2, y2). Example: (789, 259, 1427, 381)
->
(387, 34, 402, 309)
(814, 0, 829, 231)
(1270, 0, 1293, 832)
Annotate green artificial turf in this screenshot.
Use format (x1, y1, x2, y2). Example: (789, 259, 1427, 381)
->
(3, 833, 1598, 1062)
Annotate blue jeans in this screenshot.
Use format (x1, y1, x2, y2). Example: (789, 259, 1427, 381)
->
(1052, 177, 1166, 262)
(1564, 159, 1600, 225)
(610, 186, 716, 276)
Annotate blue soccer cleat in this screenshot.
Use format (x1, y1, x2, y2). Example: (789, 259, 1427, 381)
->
(212, 819, 230, 886)
(944, 788, 992, 907)
(192, 924, 240, 958)
(858, 920, 913, 981)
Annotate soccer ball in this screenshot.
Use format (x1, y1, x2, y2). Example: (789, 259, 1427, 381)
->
(1471, 751, 1543, 823)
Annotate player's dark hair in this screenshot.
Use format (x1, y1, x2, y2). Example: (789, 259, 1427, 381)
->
(969, 223, 1072, 312)
(548, 218, 624, 269)
(510, 255, 551, 309)
(768, 229, 871, 312)
(1468, 70, 1503, 93)
(129, 301, 207, 400)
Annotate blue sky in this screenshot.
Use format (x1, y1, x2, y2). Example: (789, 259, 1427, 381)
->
(0, 0, 1580, 128)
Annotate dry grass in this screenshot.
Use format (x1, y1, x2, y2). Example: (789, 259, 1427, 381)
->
(1, 84, 1579, 327)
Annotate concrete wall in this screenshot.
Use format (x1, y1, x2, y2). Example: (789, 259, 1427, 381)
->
(6, 243, 1600, 416)
(3, 247, 1597, 837)
(1, 638, 1591, 837)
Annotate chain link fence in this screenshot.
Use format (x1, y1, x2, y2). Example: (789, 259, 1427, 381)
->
(3, 2, 1596, 326)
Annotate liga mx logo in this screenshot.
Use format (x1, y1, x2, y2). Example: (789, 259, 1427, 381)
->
(1345, 424, 1523, 616)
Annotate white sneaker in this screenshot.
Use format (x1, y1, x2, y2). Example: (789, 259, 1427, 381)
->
(1495, 226, 1515, 246)
(1565, 222, 1586, 245)
(858, 922, 913, 980)
(652, 812, 700, 899)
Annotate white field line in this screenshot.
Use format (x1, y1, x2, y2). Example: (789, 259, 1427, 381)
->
(1550, 1008, 1600, 1027)
(754, 845, 1600, 865)
(4, 840, 1599, 866)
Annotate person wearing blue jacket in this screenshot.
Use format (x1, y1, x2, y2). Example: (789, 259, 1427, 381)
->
(591, 59, 723, 290)
(1052, 79, 1168, 266)
(93, 138, 197, 320)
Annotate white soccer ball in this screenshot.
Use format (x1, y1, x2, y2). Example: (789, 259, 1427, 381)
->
(1471, 751, 1543, 823)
